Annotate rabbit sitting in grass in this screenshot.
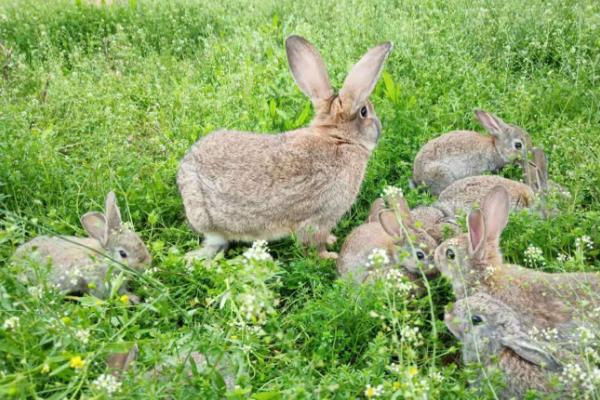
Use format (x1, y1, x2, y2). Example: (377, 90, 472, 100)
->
(177, 35, 392, 260)
(445, 292, 581, 399)
(435, 185, 600, 332)
(337, 193, 440, 290)
(14, 192, 151, 300)
(412, 110, 532, 195)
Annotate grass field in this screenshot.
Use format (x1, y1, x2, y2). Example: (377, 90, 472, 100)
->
(1, 0, 599, 398)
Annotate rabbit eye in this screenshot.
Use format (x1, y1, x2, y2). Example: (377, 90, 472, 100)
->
(416, 250, 425, 260)
(471, 315, 483, 325)
(118, 250, 128, 258)
(514, 141, 523, 150)
(446, 248, 455, 260)
(360, 106, 368, 118)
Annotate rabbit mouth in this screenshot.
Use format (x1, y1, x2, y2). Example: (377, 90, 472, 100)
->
(444, 313, 463, 339)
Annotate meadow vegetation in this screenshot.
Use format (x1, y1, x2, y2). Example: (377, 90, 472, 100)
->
(0, 0, 599, 398)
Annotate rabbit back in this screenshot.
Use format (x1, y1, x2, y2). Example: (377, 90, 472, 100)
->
(413, 131, 502, 195)
(178, 129, 370, 241)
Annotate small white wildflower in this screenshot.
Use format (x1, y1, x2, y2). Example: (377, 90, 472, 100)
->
(364, 384, 384, 398)
(92, 373, 122, 395)
(366, 248, 390, 269)
(75, 329, 90, 344)
(27, 285, 43, 299)
(2, 316, 20, 331)
(400, 325, 424, 346)
(576, 236, 594, 251)
(429, 370, 444, 383)
(243, 240, 272, 262)
(382, 185, 403, 202)
(556, 253, 568, 263)
(384, 268, 414, 293)
(524, 245, 545, 267)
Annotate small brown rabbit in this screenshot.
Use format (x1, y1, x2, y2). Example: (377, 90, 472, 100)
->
(178, 36, 392, 260)
(337, 194, 438, 286)
(435, 185, 600, 331)
(14, 192, 151, 300)
(445, 292, 576, 399)
(412, 110, 532, 195)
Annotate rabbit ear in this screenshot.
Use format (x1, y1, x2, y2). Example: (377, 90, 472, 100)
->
(475, 109, 510, 137)
(339, 42, 392, 112)
(533, 148, 549, 192)
(467, 209, 486, 259)
(105, 191, 122, 234)
(81, 212, 108, 246)
(378, 209, 404, 240)
(393, 195, 414, 226)
(286, 35, 333, 103)
(367, 198, 386, 223)
(500, 336, 562, 372)
(482, 186, 510, 246)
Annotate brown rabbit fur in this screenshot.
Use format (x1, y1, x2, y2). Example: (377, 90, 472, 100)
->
(435, 186, 600, 331)
(413, 110, 532, 195)
(178, 36, 392, 260)
(337, 194, 439, 288)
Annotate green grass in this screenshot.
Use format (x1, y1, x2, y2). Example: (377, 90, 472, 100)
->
(1, 0, 599, 398)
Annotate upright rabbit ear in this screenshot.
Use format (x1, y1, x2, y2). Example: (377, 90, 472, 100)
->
(367, 198, 386, 223)
(392, 195, 414, 226)
(286, 36, 333, 104)
(81, 212, 108, 246)
(378, 209, 404, 240)
(482, 186, 510, 248)
(533, 148, 549, 192)
(105, 191, 122, 234)
(339, 42, 392, 112)
(500, 336, 562, 372)
(475, 110, 510, 137)
(467, 210, 486, 259)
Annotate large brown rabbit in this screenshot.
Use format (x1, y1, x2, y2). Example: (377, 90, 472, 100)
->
(178, 36, 392, 260)
(412, 110, 532, 195)
(434, 185, 600, 331)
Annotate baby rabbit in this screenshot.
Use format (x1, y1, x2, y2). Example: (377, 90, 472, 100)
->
(435, 185, 600, 331)
(14, 192, 151, 300)
(337, 194, 438, 287)
(412, 110, 532, 195)
(178, 36, 392, 260)
(445, 292, 573, 399)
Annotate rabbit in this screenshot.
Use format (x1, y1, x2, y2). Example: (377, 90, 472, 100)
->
(412, 110, 532, 195)
(445, 292, 581, 399)
(434, 147, 569, 219)
(337, 194, 439, 288)
(106, 344, 236, 392)
(177, 35, 392, 260)
(434, 185, 600, 332)
(13, 192, 151, 300)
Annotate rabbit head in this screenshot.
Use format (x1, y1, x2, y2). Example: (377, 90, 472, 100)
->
(434, 186, 510, 298)
(378, 196, 438, 276)
(445, 292, 562, 371)
(286, 36, 392, 152)
(475, 110, 532, 164)
(80, 191, 151, 270)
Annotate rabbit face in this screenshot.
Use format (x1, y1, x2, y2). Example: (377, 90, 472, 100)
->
(392, 233, 438, 276)
(434, 235, 473, 295)
(493, 125, 530, 164)
(106, 228, 152, 270)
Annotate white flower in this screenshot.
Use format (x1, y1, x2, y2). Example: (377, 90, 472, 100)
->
(92, 374, 122, 395)
(576, 236, 594, 251)
(524, 245, 545, 266)
(27, 285, 43, 299)
(556, 253, 568, 263)
(75, 329, 90, 344)
(366, 248, 390, 269)
(384, 268, 414, 293)
(382, 185, 403, 200)
(2, 316, 19, 331)
(364, 384, 384, 398)
(243, 240, 272, 262)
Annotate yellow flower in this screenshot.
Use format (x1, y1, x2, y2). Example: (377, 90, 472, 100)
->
(408, 366, 418, 377)
(41, 363, 50, 374)
(392, 381, 401, 390)
(119, 295, 129, 304)
(61, 316, 72, 325)
(69, 356, 85, 369)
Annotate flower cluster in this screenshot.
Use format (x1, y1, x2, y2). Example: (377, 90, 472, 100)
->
(366, 248, 390, 269)
(91, 373, 122, 395)
(382, 185, 403, 204)
(75, 328, 90, 345)
(2, 316, 19, 331)
(524, 245, 545, 267)
(399, 325, 424, 347)
(575, 235, 594, 252)
(383, 269, 414, 294)
(559, 363, 600, 396)
(243, 240, 272, 262)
